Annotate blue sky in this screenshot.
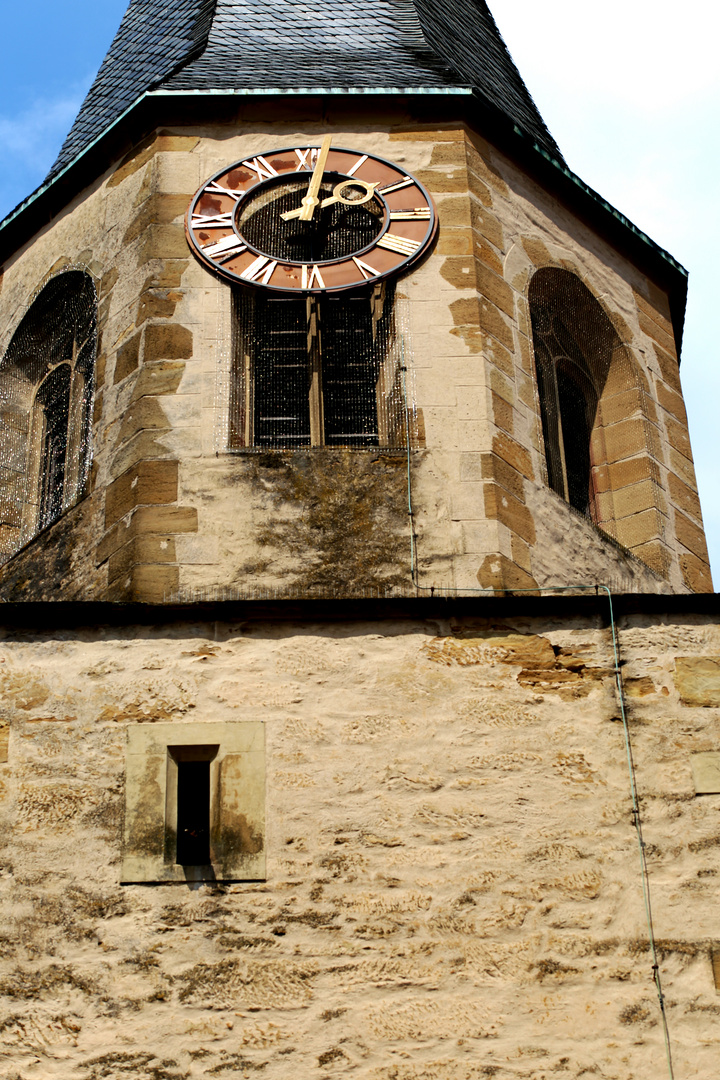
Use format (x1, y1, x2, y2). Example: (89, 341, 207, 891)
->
(1, 0, 717, 585)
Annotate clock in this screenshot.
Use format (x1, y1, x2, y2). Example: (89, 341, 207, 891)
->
(185, 139, 437, 293)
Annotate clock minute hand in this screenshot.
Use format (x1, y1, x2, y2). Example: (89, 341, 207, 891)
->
(298, 135, 332, 222)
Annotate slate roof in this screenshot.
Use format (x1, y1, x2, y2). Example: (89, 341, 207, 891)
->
(47, 0, 563, 181)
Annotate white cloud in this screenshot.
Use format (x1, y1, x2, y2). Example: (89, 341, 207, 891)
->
(0, 75, 93, 218)
(0, 95, 80, 164)
(492, 0, 720, 111)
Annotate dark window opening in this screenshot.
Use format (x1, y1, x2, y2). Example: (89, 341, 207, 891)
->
(556, 366, 594, 515)
(176, 760, 211, 865)
(529, 269, 619, 522)
(231, 284, 404, 450)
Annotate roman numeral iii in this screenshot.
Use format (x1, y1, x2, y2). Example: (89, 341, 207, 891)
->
(376, 234, 421, 257)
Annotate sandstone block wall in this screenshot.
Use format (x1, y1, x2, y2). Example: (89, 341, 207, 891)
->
(0, 109, 709, 599)
(1, 604, 720, 1078)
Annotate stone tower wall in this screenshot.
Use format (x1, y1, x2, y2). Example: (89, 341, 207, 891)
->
(1, 604, 720, 1077)
(0, 110, 709, 600)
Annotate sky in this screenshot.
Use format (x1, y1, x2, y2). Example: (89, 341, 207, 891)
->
(0, 0, 717, 584)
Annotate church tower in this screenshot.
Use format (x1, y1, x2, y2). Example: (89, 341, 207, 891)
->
(2, 5, 720, 1080)
(0, 0, 710, 600)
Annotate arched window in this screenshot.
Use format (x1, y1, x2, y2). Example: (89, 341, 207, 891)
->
(529, 269, 619, 520)
(0, 271, 97, 559)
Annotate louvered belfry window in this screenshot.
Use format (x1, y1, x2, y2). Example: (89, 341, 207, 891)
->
(529, 268, 619, 520)
(230, 284, 408, 450)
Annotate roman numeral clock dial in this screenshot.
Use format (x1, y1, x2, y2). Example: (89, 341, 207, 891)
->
(185, 143, 437, 293)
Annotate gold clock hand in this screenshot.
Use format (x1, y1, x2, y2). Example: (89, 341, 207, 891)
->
(282, 179, 378, 221)
(298, 135, 332, 222)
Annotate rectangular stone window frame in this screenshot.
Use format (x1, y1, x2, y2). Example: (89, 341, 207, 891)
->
(121, 721, 265, 884)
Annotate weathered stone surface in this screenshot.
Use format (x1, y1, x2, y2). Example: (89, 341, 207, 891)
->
(656, 381, 687, 424)
(143, 323, 193, 362)
(123, 194, 191, 245)
(597, 417, 661, 465)
(105, 460, 179, 529)
(597, 387, 650, 428)
(521, 236, 553, 267)
(664, 414, 693, 459)
(475, 261, 515, 319)
(130, 360, 186, 401)
(128, 562, 180, 602)
(470, 198, 503, 249)
(436, 194, 472, 228)
(136, 287, 182, 325)
(491, 389, 514, 434)
(477, 552, 537, 592)
(115, 397, 172, 446)
(114, 330, 142, 384)
(108, 132, 199, 187)
(613, 508, 663, 550)
(0, 611, 718, 1078)
(680, 551, 714, 594)
(653, 343, 682, 393)
(593, 455, 660, 495)
(492, 431, 533, 480)
(668, 471, 702, 521)
(480, 451, 524, 500)
(0, 491, 106, 601)
(138, 224, 190, 263)
(675, 509, 710, 562)
(0, 724, 7, 762)
(675, 657, 720, 706)
(484, 482, 536, 544)
(638, 308, 677, 356)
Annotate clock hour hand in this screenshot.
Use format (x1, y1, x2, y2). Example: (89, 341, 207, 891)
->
(282, 179, 378, 222)
(298, 135, 332, 222)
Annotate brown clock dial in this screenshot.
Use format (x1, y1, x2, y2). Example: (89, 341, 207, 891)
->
(185, 143, 437, 293)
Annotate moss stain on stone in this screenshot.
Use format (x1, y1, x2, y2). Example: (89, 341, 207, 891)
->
(237, 450, 410, 594)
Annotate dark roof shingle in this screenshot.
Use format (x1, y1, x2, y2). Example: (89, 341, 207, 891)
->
(47, 0, 562, 181)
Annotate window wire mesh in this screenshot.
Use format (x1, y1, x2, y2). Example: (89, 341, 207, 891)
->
(529, 268, 622, 522)
(229, 283, 414, 451)
(0, 270, 97, 561)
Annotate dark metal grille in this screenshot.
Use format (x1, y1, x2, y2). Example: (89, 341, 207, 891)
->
(36, 365, 72, 531)
(230, 283, 410, 450)
(322, 295, 381, 446)
(253, 297, 311, 447)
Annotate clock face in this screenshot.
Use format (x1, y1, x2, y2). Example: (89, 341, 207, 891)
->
(185, 144, 437, 293)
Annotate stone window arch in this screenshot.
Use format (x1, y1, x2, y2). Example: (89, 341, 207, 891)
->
(529, 267, 668, 570)
(0, 270, 97, 560)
